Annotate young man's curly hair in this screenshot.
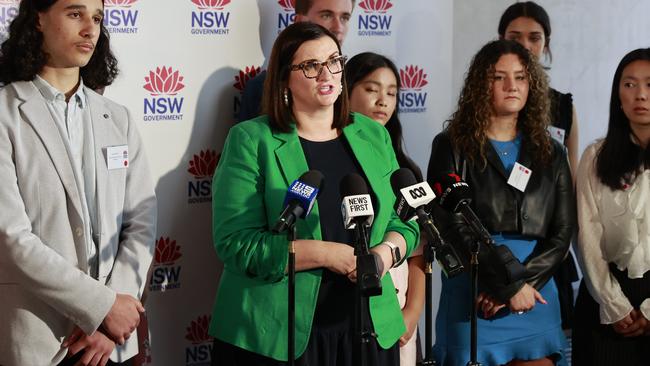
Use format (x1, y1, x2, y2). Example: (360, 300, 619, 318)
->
(0, 0, 118, 90)
(447, 39, 552, 169)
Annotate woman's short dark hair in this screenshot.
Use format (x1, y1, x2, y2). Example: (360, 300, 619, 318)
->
(263, 22, 350, 132)
(345, 52, 422, 181)
(498, 1, 552, 63)
(0, 0, 118, 90)
(596, 48, 650, 190)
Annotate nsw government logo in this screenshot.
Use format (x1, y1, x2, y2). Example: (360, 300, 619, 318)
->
(232, 65, 262, 119)
(398, 65, 428, 114)
(103, 0, 139, 34)
(185, 315, 213, 365)
(276, 0, 295, 32)
(190, 0, 231, 35)
(187, 150, 219, 204)
(143, 66, 185, 122)
(0, 0, 19, 39)
(149, 237, 182, 292)
(357, 0, 393, 37)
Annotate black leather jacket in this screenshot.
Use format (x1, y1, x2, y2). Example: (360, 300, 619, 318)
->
(427, 132, 576, 302)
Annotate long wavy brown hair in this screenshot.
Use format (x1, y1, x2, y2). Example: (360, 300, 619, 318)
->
(447, 39, 551, 169)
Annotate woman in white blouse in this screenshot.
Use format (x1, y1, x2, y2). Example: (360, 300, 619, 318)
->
(573, 47, 650, 366)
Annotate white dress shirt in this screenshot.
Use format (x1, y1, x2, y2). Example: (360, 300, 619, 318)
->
(576, 140, 650, 324)
(33, 75, 99, 277)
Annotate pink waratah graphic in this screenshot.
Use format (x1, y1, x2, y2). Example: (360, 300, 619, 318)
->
(186, 315, 213, 344)
(400, 65, 428, 91)
(104, 0, 138, 7)
(233, 66, 262, 92)
(190, 0, 231, 10)
(143, 67, 185, 96)
(277, 0, 295, 11)
(358, 0, 392, 13)
(154, 237, 182, 265)
(188, 150, 219, 179)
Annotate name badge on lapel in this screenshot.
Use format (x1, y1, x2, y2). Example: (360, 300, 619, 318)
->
(548, 126, 566, 145)
(507, 162, 532, 192)
(106, 145, 129, 170)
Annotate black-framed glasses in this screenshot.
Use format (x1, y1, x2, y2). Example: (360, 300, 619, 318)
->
(290, 55, 347, 79)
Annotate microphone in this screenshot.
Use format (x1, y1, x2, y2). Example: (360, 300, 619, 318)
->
(390, 168, 436, 222)
(390, 168, 464, 277)
(431, 172, 491, 244)
(272, 170, 324, 233)
(432, 172, 526, 283)
(340, 173, 374, 229)
(339, 173, 382, 297)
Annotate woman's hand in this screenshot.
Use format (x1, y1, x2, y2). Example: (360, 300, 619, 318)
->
(508, 283, 547, 313)
(370, 243, 393, 278)
(322, 242, 356, 277)
(613, 310, 650, 337)
(399, 307, 419, 346)
(477, 292, 506, 318)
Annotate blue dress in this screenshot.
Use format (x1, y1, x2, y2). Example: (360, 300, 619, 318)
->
(433, 135, 568, 366)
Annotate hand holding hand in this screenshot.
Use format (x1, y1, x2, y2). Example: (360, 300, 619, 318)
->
(508, 284, 546, 313)
(614, 310, 649, 337)
(62, 326, 115, 366)
(477, 292, 506, 318)
(101, 294, 144, 345)
(323, 243, 356, 278)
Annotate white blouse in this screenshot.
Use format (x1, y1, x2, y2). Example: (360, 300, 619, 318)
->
(576, 141, 650, 324)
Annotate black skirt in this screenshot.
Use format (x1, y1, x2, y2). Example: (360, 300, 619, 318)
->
(211, 288, 399, 366)
(572, 264, 650, 366)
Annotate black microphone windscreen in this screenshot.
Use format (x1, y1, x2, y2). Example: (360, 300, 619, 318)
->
(390, 168, 418, 196)
(299, 170, 324, 190)
(432, 172, 472, 213)
(340, 173, 368, 197)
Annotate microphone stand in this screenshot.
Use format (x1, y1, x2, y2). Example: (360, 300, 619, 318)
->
(287, 224, 297, 366)
(352, 222, 376, 366)
(415, 212, 438, 366)
(467, 238, 482, 366)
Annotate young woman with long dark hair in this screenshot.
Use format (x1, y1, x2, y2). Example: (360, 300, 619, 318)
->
(573, 47, 650, 366)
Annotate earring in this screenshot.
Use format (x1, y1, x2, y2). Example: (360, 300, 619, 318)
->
(339, 83, 343, 95)
(283, 88, 290, 107)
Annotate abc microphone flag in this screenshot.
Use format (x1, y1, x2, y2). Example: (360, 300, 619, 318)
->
(390, 168, 436, 221)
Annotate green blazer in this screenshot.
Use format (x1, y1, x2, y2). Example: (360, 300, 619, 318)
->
(209, 113, 419, 360)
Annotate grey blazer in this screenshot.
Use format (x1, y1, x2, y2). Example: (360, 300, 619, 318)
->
(0, 81, 157, 365)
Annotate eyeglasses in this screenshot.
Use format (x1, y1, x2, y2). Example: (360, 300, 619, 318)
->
(290, 55, 347, 79)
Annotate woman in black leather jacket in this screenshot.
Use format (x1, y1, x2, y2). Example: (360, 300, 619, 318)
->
(428, 40, 575, 366)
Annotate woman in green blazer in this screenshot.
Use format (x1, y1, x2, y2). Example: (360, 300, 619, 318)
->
(208, 23, 419, 366)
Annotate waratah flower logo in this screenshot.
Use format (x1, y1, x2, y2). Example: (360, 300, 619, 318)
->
(233, 66, 262, 93)
(186, 315, 212, 344)
(188, 150, 219, 179)
(190, 0, 231, 10)
(104, 0, 138, 7)
(143, 67, 185, 96)
(154, 237, 182, 265)
(278, 0, 295, 11)
(358, 0, 392, 13)
(400, 65, 428, 91)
